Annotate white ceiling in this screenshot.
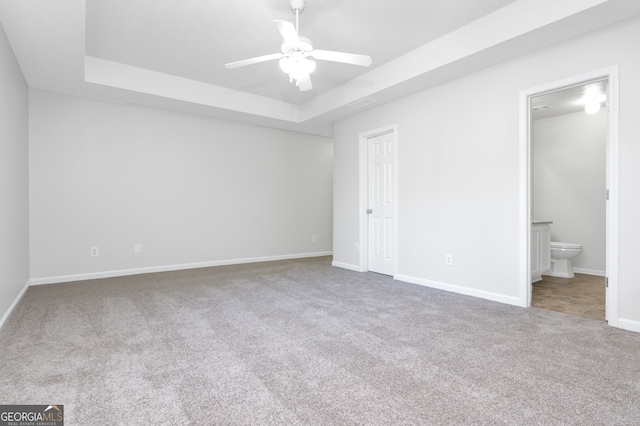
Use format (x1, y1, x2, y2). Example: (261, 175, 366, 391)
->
(2, 0, 640, 136)
(85, 0, 518, 105)
(532, 80, 608, 120)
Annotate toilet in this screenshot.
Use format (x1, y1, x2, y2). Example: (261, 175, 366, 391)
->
(549, 242, 583, 278)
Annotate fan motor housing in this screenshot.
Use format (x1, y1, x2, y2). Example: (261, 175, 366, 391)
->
(281, 36, 313, 55)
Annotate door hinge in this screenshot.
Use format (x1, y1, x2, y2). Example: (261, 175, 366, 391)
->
(605, 277, 609, 288)
(606, 189, 609, 200)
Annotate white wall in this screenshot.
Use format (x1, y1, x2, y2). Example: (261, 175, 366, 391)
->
(533, 111, 606, 274)
(29, 90, 333, 281)
(333, 16, 640, 328)
(0, 22, 29, 326)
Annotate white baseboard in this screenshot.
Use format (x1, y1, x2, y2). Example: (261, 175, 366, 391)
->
(572, 268, 606, 277)
(331, 261, 364, 272)
(0, 279, 30, 330)
(544, 271, 575, 278)
(30, 251, 333, 286)
(617, 318, 640, 333)
(395, 274, 522, 307)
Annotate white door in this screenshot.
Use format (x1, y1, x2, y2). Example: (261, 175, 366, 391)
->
(367, 131, 395, 275)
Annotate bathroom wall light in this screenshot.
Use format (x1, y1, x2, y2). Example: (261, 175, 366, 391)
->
(585, 100, 601, 114)
(582, 82, 605, 114)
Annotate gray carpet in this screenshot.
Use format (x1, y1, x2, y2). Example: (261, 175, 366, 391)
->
(1, 256, 639, 425)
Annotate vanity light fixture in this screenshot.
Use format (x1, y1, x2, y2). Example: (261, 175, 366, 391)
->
(585, 100, 601, 114)
(583, 83, 605, 114)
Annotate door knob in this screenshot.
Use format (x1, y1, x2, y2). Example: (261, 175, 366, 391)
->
(366, 209, 373, 214)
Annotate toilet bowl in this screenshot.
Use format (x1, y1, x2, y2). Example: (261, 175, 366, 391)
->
(549, 242, 583, 278)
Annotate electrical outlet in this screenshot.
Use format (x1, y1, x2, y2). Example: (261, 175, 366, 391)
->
(134, 244, 142, 254)
(91, 247, 99, 257)
(445, 254, 453, 266)
(312, 235, 317, 243)
(355, 243, 360, 252)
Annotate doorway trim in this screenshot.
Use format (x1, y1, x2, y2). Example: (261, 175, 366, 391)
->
(358, 124, 399, 275)
(518, 65, 619, 326)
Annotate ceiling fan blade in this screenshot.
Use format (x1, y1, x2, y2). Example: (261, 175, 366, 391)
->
(224, 52, 283, 69)
(297, 73, 313, 91)
(274, 20, 299, 46)
(310, 50, 372, 67)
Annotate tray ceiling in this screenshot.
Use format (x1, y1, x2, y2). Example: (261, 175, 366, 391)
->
(2, 0, 640, 136)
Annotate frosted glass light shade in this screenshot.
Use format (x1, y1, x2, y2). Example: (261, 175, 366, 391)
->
(585, 100, 601, 114)
(279, 56, 315, 78)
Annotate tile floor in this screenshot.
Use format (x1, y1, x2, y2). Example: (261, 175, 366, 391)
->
(532, 273, 606, 321)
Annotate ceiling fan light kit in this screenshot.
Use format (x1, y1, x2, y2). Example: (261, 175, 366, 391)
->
(224, 0, 372, 92)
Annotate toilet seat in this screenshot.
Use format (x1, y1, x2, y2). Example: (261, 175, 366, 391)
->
(551, 242, 583, 250)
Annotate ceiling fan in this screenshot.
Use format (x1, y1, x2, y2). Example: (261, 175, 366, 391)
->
(224, 0, 372, 92)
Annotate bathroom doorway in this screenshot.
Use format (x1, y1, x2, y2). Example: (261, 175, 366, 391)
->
(518, 66, 619, 327)
(531, 81, 607, 320)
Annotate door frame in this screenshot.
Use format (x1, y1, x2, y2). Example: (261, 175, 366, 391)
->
(518, 66, 619, 326)
(358, 124, 399, 275)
